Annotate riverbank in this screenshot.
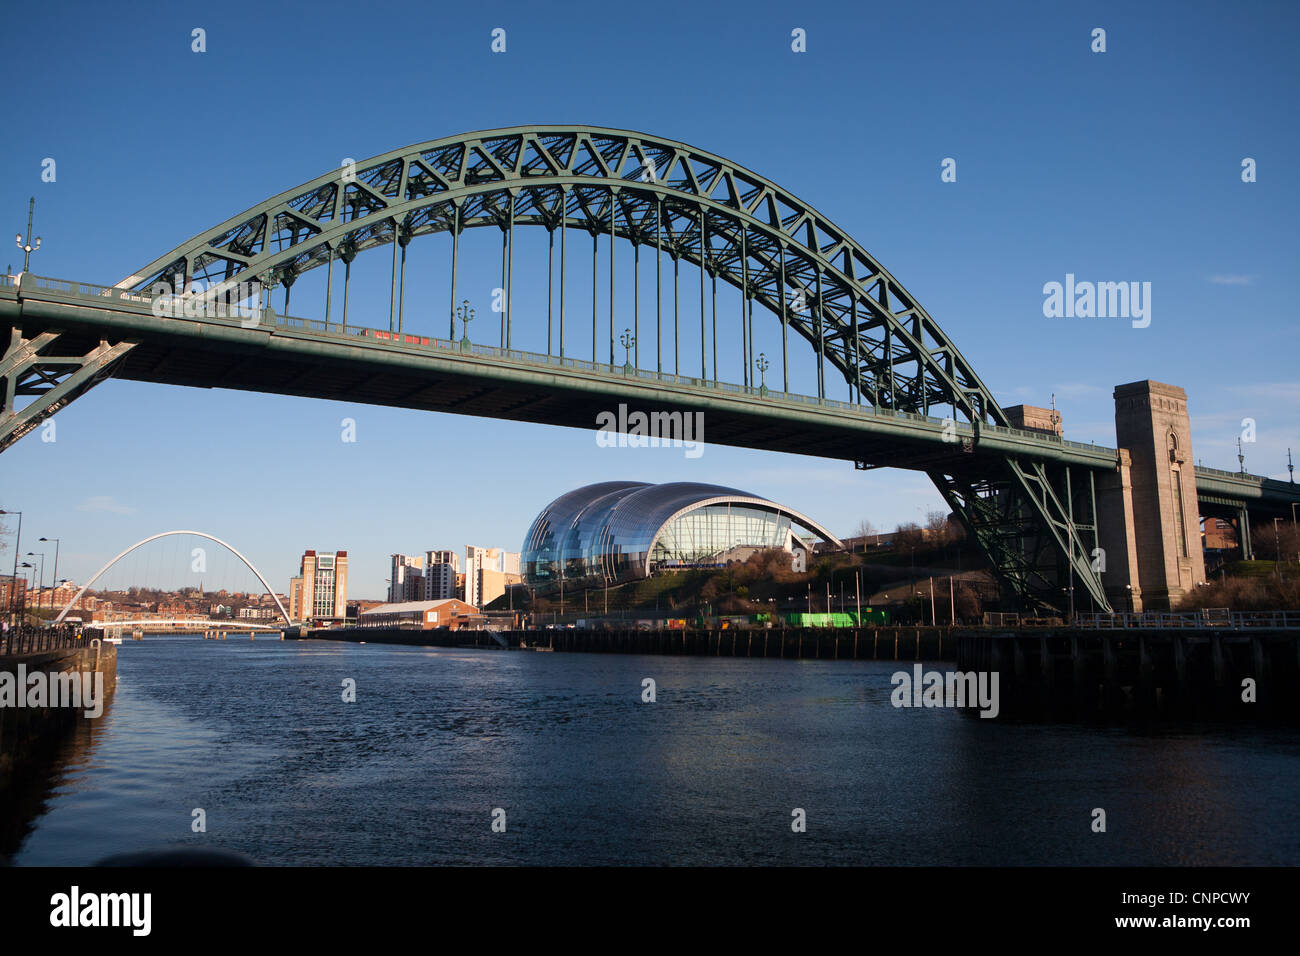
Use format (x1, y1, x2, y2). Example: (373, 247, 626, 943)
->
(0, 629, 117, 792)
(293, 625, 957, 660)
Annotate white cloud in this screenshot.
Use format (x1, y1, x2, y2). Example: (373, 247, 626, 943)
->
(1207, 274, 1255, 286)
(76, 495, 136, 515)
(1049, 383, 1105, 399)
(1221, 383, 1300, 405)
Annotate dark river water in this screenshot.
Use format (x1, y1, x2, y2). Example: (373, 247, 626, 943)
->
(6, 635, 1300, 866)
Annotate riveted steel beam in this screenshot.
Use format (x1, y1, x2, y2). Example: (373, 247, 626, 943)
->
(1, 325, 135, 453)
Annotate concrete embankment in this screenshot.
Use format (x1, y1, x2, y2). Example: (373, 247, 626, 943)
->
(0, 634, 117, 791)
(291, 625, 958, 661)
(955, 627, 1300, 720)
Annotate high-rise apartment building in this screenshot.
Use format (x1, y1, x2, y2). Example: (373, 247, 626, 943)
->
(389, 554, 424, 603)
(472, 568, 523, 608)
(464, 547, 523, 606)
(423, 562, 457, 601)
(465, 546, 499, 607)
(425, 550, 460, 573)
(289, 550, 348, 622)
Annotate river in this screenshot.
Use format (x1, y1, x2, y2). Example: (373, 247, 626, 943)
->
(6, 635, 1299, 865)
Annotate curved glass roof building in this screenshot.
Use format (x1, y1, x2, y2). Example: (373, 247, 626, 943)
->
(522, 481, 843, 590)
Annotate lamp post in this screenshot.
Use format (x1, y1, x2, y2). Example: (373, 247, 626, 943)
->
(19, 562, 34, 626)
(26, 551, 45, 618)
(1274, 518, 1283, 577)
(39, 537, 59, 618)
(457, 299, 475, 351)
(756, 352, 770, 397)
(620, 328, 635, 374)
(14, 197, 41, 274)
(0, 509, 20, 627)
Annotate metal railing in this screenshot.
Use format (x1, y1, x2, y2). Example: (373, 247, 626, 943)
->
(0, 624, 87, 656)
(1073, 610, 1300, 630)
(1194, 463, 1264, 484)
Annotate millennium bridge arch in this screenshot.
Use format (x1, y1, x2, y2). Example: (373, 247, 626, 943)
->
(53, 530, 291, 625)
(17, 125, 1237, 614)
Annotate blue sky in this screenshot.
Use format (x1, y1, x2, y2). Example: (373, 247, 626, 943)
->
(2, 0, 1297, 598)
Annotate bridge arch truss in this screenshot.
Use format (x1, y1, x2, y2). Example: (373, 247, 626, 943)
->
(103, 127, 1108, 613)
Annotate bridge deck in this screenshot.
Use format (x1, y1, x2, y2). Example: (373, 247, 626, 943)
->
(0, 275, 1115, 466)
(4, 274, 1298, 513)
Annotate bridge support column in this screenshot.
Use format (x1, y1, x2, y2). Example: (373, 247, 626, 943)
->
(1113, 381, 1206, 610)
(1096, 449, 1144, 613)
(1238, 506, 1253, 560)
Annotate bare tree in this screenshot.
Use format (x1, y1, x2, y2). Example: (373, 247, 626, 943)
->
(1250, 521, 1300, 563)
(894, 522, 924, 555)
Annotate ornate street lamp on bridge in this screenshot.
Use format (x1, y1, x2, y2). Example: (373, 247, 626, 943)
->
(620, 328, 636, 374)
(457, 299, 475, 351)
(14, 197, 41, 273)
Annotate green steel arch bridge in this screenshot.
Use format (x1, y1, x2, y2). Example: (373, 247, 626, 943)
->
(3, 126, 1296, 614)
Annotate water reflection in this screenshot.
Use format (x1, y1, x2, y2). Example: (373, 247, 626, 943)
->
(7, 636, 1300, 866)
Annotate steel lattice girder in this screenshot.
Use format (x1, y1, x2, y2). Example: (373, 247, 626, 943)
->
(1, 326, 135, 453)
(929, 459, 1111, 613)
(119, 126, 1009, 428)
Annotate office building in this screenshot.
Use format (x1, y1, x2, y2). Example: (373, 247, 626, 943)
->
(289, 550, 348, 622)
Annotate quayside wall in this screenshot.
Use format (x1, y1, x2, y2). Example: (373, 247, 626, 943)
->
(0, 628, 117, 790)
(294, 625, 957, 661)
(955, 627, 1299, 720)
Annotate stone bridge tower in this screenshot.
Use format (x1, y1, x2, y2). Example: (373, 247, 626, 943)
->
(1106, 380, 1206, 611)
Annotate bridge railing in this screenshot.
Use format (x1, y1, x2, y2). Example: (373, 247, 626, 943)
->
(0, 624, 85, 656)
(1193, 463, 1264, 485)
(1074, 610, 1300, 630)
